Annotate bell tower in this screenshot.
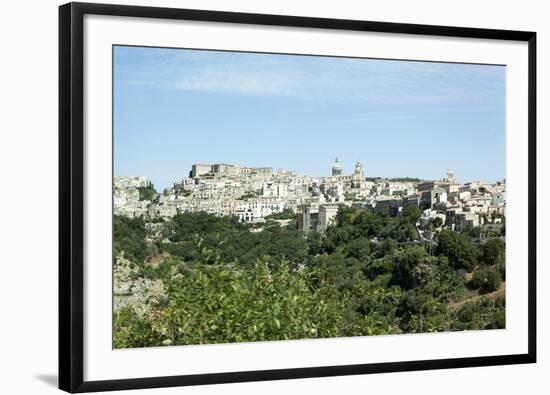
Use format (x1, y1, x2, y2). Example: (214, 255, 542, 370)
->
(446, 169, 455, 183)
(354, 161, 364, 180)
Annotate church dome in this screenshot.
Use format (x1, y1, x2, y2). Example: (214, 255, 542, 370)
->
(332, 158, 343, 176)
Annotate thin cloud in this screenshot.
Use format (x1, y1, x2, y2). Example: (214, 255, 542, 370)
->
(339, 105, 503, 123)
(114, 46, 505, 107)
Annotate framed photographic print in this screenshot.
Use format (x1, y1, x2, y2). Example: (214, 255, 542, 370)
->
(59, 2, 537, 393)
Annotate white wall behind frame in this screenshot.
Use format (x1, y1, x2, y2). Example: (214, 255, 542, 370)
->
(0, 0, 547, 395)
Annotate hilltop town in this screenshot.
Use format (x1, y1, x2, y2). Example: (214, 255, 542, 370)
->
(114, 158, 506, 236)
(113, 159, 507, 347)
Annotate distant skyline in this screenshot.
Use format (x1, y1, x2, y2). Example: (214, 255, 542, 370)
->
(114, 46, 506, 190)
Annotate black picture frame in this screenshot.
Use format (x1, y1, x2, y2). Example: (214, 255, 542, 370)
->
(59, 2, 537, 393)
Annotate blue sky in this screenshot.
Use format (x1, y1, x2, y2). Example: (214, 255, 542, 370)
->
(114, 46, 505, 191)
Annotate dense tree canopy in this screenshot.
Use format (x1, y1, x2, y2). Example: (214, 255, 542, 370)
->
(114, 215, 153, 263)
(114, 205, 505, 348)
(435, 229, 479, 271)
(480, 238, 505, 267)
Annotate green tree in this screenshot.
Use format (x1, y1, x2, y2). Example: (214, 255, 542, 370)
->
(113, 215, 152, 263)
(113, 205, 506, 347)
(480, 238, 505, 267)
(401, 205, 422, 224)
(392, 246, 434, 289)
(397, 290, 449, 333)
(470, 266, 502, 294)
(115, 260, 357, 347)
(435, 229, 478, 271)
(452, 296, 505, 330)
(432, 217, 443, 228)
(265, 209, 296, 220)
(138, 185, 157, 201)
(345, 237, 371, 260)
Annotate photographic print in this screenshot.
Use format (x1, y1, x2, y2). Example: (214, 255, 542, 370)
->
(112, 45, 506, 349)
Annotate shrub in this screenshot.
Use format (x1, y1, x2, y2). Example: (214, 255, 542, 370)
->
(470, 267, 502, 294)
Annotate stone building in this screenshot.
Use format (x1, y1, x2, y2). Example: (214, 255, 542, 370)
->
(114, 162, 505, 237)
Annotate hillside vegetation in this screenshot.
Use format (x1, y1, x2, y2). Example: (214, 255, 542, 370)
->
(113, 206, 505, 348)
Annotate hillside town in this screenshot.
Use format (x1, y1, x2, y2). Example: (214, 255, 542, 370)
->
(113, 159, 508, 346)
(114, 158, 506, 235)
